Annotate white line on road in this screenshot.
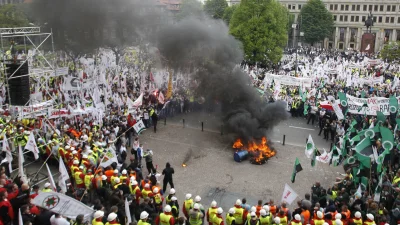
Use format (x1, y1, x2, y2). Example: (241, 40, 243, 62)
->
(288, 126, 315, 131)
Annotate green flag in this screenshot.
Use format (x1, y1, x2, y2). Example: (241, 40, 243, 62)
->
(376, 111, 386, 125)
(341, 136, 348, 156)
(360, 176, 369, 190)
(355, 137, 372, 169)
(305, 134, 315, 158)
(390, 96, 398, 114)
(304, 104, 309, 116)
(311, 149, 317, 167)
(377, 148, 390, 173)
(338, 92, 347, 107)
(355, 137, 372, 153)
(291, 157, 303, 183)
(361, 90, 366, 98)
(374, 168, 386, 202)
(331, 145, 341, 167)
(380, 126, 394, 150)
(349, 134, 361, 145)
(358, 103, 368, 112)
(396, 118, 400, 128)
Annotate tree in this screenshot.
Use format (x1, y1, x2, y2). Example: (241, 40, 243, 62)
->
(229, 0, 288, 65)
(0, 4, 30, 28)
(222, 4, 238, 25)
(204, 0, 228, 19)
(381, 42, 400, 62)
(176, 0, 204, 21)
(299, 0, 334, 45)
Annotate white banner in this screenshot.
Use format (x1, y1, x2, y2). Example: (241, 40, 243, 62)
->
(266, 74, 312, 88)
(31, 192, 94, 221)
(346, 95, 399, 116)
(48, 108, 71, 119)
(99, 149, 118, 168)
(281, 183, 298, 205)
(327, 96, 344, 120)
(133, 120, 146, 134)
(15, 100, 53, 118)
(63, 77, 95, 91)
(25, 132, 39, 160)
(58, 157, 70, 193)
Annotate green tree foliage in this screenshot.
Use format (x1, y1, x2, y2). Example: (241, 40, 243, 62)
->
(229, 0, 288, 65)
(204, 0, 228, 19)
(0, 4, 30, 28)
(299, 0, 334, 45)
(381, 42, 400, 62)
(176, 0, 204, 21)
(222, 4, 238, 25)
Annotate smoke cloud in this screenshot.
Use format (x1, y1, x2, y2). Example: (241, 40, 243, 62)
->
(28, 0, 289, 141)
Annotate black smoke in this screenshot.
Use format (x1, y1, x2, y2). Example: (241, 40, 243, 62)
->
(28, 0, 289, 141)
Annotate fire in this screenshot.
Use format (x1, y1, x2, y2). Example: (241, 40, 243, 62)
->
(232, 137, 275, 164)
(182, 163, 187, 167)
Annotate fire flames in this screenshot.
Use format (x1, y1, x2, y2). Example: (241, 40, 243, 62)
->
(233, 137, 275, 164)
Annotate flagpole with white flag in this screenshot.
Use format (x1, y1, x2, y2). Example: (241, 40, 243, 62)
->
(281, 183, 298, 205)
(125, 198, 132, 224)
(19, 208, 23, 225)
(305, 134, 315, 158)
(18, 145, 27, 184)
(2, 135, 13, 172)
(58, 156, 70, 193)
(46, 163, 57, 192)
(25, 132, 39, 160)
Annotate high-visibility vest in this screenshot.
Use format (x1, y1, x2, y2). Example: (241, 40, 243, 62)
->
(352, 218, 362, 225)
(313, 219, 325, 225)
(212, 216, 223, 225)
(166, 195, 173, 204)
(208, 207, 218, 222)
(189, 212, 202, 225)
(234, 207, 244, 225)
(269, 205, 277, 215)
(138, 220, 151, 225)
(130, 185, 140, 195)
(364, 220, 375, 225)
(41, 188, 52, 192)
(281, 207, 289, 217)
(226, 214, 236, 225)
(70, 165, 78, 176)
(114, 183, 122, 190)
(111, 175, 118, 186)
(75, 171, 84, 185)
(92, 218, 104, 225)
(246, 219, 260, 225)
(393, 176, 400, 185)
(142, 188, 152, 199)
(184, 199, 194, 213)
(105, 222, 121, 225)
(154, 193, 162, 204)
(279, 216, 288, 225)
(290, 221, 302, 225)
(259, 215, 272, 225)
(120, 175, 128, 184)
(160, 213, 173, 225)
(172, 205, 178, 218)
(84, 174, 94, 189)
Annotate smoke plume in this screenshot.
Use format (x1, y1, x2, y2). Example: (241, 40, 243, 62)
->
(28, 0, 289, 141)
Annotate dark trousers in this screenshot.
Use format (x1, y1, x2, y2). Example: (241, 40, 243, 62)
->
(307, 114, 316, 125)
(163, 179, 174, 193)
(146, 161, 155, 174)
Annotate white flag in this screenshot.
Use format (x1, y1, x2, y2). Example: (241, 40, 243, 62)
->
(31, 192, 94, 221)
(2, 135, 13, 172)
(372, 146, 379, 163)
(125, 198, 132, 224)
(133, 120, 146, 134)
(25, 132, 39, 160)
(281, 183, 298, 205)
(58, 157, 70, 193)
(316, 149, 331, 163)
(356, 184, 362, 196)
(99, 149, 118, 168)
(19, 208, 23, 225)
(305, 134, 315, 158)
(132, 93, 143, 108)
(158, 92, 165, 104)
(18, 145, 27, 184)
(45, 164, 56, 192)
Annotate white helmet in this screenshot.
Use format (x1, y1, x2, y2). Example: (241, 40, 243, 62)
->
(107, 213, 117, 221)
(131, 179, 138, 186)
(250, 212, 256, 217)
(235, 199, 242, 205)
(140, 211, 149, 220)
(82, 154, 88, 159)
(335, 219, 343, 225)
(274, 217, 281, 224)
(169, 188, 176, 194)
(93, 210, 104, 219)
(185, 194, 192, 200)
(114, 169, 118, 174)
(335, 214, 342, 220)
(228, 208, 235, 214)
(217, 207, 223, 214)
(260, 209, 267, 216)
(122, 169, 127, 175)
(355, 212, 361, 219)
(114, 178, 120, 184)
(73, 160, 79, 165)
(171, 196, 178, 201)
(164, 205, 172, 213)
(317, 211, 323, 219)
(144, 183, 150, 188)
(295, 214, 301, 221)
(211, 200, 217, 207)
(102, 175, 107, 181)
(250, 206, 256, 213)
(263, 205, 270, 212)
(193, 203, 200, 210)
(153, 187, 159, 194)
(366, 214, 374, 221)
(194, 195, 201, 202)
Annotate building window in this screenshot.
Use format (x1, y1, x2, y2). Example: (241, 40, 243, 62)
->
(356, 16, 359, 22)
(351, 16, 355, 22)
(385, 16, 389, 23)
(387, 5, 391, 12)
(384, 29, 391, 43)
(333, 15, 337, 21)
(330, 4, 333, 10)
(335, 4, 338, 10)
(363, 5, 367, 11)
(288, 4, 291, 9)
(374, 5, 378, 11)
(392, 5, 396, 12)
(350, 28, 357, 42)
(339, 15, 343, 21)
(369, 5, 373, 11)
(339, 42, 344, 50)
(298, 4, 302, 10)
(362, 16, 366, 22)
(378, 16, 382, 23)
(357, 5, 360, 11)
(339, 28, 345, 42)
(341, 4, 344, 11)
(352, 5, 355, 11)
(344, 15, 348, 22)
(345, 5, 349, 11)
(397, 30, 400, 41)
(380, 5, 384, 11)
(373, 16, 377, 22)
(391, 17, 395, 23)
(398, 17, 400, 23)
(292, 5, 296, 10)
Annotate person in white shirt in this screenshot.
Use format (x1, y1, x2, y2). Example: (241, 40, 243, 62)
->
(50, 213, 70, 225)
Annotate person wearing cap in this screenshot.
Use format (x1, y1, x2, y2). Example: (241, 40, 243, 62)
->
(153, 187, 164, 212)
(170, 196, 180, 219)
(363, 214, 375, 225)
(156, 205, 176, 225)
(233, 199, 246, 225)
(259, 208, 272, 225)
(106, 212, 120, 225)
(183, 194, 193, 219)
(349, 212, 362, 225)
(130, 178, 142, 204)
(166, 188, 176, 205)
(92, 210, 105, 225)
(70, 160, 80, 176)
(139, 211, 151, 225)
(82, 154, 91, 171)
(312, 211, 325, 225)
(207, 201, 218, 225)
(74, 166, 86, 189)
(111, 169, 119, 186)
(113, 177, 122, 190)
(189, 203, 204, 225)
(212, 208, 224, 225)
(42, 183, 53, 192)
(104, 166, 114, 182)
(290, 214, 302, 225)
(245, 212, 259, 225)
(119, 170, 128, 184)
(142, 183, 153, 199)
(246, 207, 257, 221)
(226, 208, 236, 225)
(274, 217, 282, 225)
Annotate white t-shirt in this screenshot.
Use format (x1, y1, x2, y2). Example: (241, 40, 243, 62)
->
(50, 215, 70, 225)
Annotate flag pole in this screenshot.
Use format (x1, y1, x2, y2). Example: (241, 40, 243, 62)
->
(369, 157, 372, 195)
(30, 151, 57, 184)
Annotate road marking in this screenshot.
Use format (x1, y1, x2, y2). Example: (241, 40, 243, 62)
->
(288, 126, 315, 131)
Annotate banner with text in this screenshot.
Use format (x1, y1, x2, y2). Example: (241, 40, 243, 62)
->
(266, 74, 312, 88)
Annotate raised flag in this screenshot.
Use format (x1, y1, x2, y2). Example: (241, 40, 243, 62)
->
(376, 111, 386, 125)
(338, 92, 347, 107)
(291, 157, 303, 183)
(311, 148, 317, 167)
(380, 126, 394, 151)
(125, 198, 132, 224)
(18, 145, 27, 183)
(45, 164, 56, 192)
(31, 192, 94, 221)
(99, 149, 118, 168)
(305, 134, 315, 158)
(58, 156, 70, 193)
(25, 132, 39, 160)
(316, 149, 331, 163)
(19, 208, 23, 225)
(158, 91, 165, 104)
(133, 120, 146, 134)
(132, 93, 143, 108)
(331, 145, 341, 167)
(374, 168, 385, 202)
(390, 96, 398, 113)
(281, 184, 298, 205)
(2, 135, 12, 172)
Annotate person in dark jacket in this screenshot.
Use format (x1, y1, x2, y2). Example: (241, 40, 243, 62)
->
(162, 162, 174, 193)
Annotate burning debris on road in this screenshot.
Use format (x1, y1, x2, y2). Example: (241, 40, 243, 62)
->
(232, 137, 275, 165)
